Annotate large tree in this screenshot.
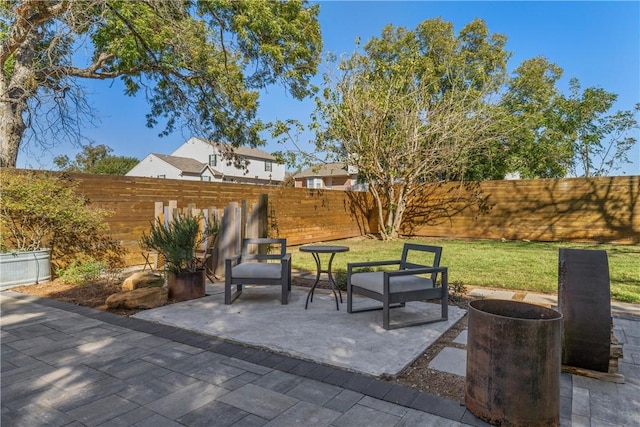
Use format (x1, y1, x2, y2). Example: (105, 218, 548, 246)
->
(312, 18, 513, 240)
(0, 0, 321, 167)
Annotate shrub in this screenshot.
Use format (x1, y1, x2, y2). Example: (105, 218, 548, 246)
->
(56, 258, 106, 285)
(0, 171, 125, 270)
(333, 269, 348, 291)
(448, 280, 468, 303)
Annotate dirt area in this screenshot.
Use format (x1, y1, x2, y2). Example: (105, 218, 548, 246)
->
(11, 274, 470, 403)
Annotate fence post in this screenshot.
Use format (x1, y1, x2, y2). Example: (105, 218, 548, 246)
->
(241, 199, 248, 241)
(216, 202, 240, 275)
(258, 194, 268, 238)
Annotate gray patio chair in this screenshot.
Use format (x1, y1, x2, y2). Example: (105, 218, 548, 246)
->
(225, 238, 291, 305)
(346, 243, 448, 330)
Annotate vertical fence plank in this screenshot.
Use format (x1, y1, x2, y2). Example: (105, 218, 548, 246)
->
(217, 202, 239, 274)
(241, 200, 248, 241)
(248, 202, 259, 239)
(258, 194, 268, 238)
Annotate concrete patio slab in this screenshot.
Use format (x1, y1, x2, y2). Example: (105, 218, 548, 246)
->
(453, 330, 467, 345)
(523, 293, 558, 307)
(133, 283, 466, 378)
(467, 289, 515, 300)
(428, 347, 467, 377)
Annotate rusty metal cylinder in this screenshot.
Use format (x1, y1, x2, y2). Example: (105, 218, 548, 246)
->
(465, 299, 563, 427)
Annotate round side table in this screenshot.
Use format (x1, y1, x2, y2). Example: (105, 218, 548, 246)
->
(300, 245, 349, 310)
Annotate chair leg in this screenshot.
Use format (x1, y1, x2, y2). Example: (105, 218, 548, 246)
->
(383, 299, 390, 330)
(441, 271, 448, 320)
(225, 280, 243, 304)
(347, 282, 353, 313)
(224, 276, 231, 304)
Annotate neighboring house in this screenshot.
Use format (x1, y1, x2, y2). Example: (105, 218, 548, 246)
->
(293, 162, 365, 191)
(126, 137, 284, 185)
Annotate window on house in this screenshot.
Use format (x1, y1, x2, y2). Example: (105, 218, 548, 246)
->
(306, 178, 322, 189)
(209, 154, 217, 167)
(201, 176, 211, 182)
(265, 161, 272, 172)
(157, 174, 166, 179)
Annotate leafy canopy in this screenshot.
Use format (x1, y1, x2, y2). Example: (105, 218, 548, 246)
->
(0, 0, 322, 167)
(53, 144, 138, 175)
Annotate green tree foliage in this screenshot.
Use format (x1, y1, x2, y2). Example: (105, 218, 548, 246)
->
(53, 144, 138, 175)
(0, 0, 321, 167)
(500, 61, 638, 178)
(562, 79, 639, 177)
(312, 18, 513, 239)
(499, 57, 575, 178)
(0, 171, 125, 270)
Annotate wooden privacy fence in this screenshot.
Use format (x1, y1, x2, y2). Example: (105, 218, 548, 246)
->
(1, 170, 637, 268)
(152, 195, 269, 276)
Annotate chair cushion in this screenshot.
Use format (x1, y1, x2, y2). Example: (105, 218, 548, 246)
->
(232, 263, 282, 280)
(351, 271, 434, 294)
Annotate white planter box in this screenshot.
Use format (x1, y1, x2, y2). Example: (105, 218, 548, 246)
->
(0, 249, 51, 289)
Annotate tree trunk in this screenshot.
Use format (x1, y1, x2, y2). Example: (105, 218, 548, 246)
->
(0, 102, 25, 167)
(1, 18, 44, 168)
(371, 183, 405, 241)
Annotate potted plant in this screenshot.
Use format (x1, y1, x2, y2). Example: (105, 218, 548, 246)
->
(140, 212, 218, 301)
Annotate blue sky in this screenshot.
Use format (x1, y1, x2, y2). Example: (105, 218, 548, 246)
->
(18, 1, 640, 176)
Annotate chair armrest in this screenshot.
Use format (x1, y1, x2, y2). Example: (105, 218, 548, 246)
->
(384, 267, 448, 293)
(384, 266, 447, 277)
(282, 253, 292, 262)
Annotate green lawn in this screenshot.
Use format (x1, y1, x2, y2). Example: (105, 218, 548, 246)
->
(289, 238, 640, 303)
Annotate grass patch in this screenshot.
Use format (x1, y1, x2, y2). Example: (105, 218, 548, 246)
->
(289, 238, 640, 303)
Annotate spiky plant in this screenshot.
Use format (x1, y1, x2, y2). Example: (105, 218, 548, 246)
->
(140, 213, 217, 274)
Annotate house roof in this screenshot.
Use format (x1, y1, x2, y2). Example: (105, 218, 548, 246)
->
(192, 137, 277, 161)
(293, 162, 352, 178)
(152, 153, 217, 175)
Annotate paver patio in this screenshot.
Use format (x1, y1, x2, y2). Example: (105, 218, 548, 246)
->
(2, 283, 639, 426)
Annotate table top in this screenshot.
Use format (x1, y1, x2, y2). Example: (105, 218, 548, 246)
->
(299, 245, 349, 253)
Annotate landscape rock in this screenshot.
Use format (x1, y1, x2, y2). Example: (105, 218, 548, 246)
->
(106, 287, 168, 309)
(122, 271, 165, 291)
